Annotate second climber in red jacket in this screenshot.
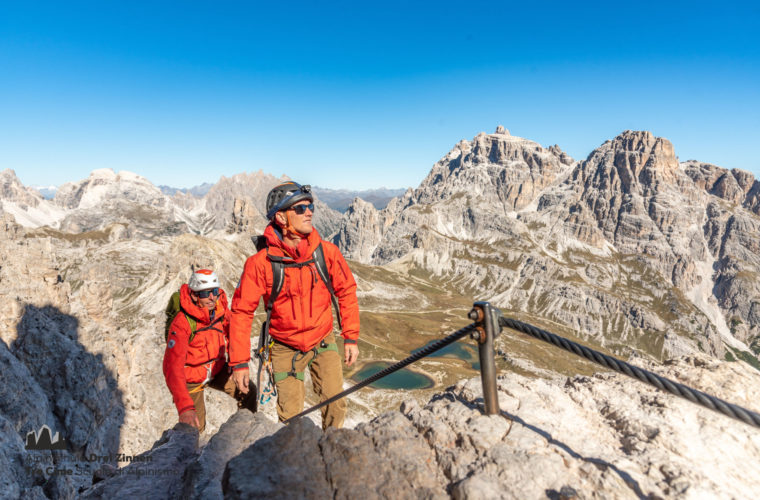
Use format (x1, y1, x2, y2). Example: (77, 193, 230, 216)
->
(163, 269, 257, 433)
(228, 182, 360, 429)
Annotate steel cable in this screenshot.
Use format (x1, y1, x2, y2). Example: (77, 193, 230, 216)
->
(499, 316, 760, 428)
(284, 322, 479, 423)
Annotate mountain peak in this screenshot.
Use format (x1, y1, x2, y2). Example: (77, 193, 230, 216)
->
(1, 168, 20, 179)
(0, 168, 42, 209)
(576, 130, 679, 195)
(54, 168, 165, 210)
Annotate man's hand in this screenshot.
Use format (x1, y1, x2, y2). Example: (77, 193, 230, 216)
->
(179, 409, 200, 429)
(233, 367, 250, 394)
(344, 343, 359, 366)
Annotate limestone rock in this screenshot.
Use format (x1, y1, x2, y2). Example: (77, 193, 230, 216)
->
(0, 169, 42, 209)
(211, 354, 760, 499)
(223, 418, 332, 499)
(207, 171, 343, 237)
(203, 171, 285, 231)
(53, 169, 167, 210)
(311, 186, 406, 212)
(0, 170, 65, 228)
(80, 424, 199, 499)
(182, 411, 282, 500)
(332, 197, 386, 261)
(223, 414, 447, 499)
(227, 197, 264, 236)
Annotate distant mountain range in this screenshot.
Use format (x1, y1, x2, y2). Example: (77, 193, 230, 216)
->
(312, 186, 407, 212)
(158, 182, 214, 198)
(24, 180, 406, 214)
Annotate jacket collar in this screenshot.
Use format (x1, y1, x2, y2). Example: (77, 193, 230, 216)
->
(263, 223, 321, 262)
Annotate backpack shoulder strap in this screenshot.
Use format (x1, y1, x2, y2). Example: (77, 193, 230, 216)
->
(186, 313, 224, 344)
(312, 242, 342, 329)
(184, 313, 198, 343)
(257, 252, 285, 355)
(267, 256, 286, 312)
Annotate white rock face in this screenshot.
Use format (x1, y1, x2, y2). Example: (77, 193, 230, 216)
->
(405, 354, 760, 499)
(54, 168, 167, 210)
(0, 169, 67, 228)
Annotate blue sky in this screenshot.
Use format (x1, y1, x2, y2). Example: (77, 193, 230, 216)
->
(1, 1, 758, 190)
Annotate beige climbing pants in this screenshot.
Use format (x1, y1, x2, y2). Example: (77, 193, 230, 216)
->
(270, 333, 346, 430)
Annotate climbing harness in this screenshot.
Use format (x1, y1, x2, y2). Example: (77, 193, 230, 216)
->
(273, 339, 339, 383)
(257, 339, 277, 405)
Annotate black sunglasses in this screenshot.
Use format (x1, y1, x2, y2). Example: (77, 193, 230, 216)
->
(288, 203, 314, 215)
(195, 288, 219, 298)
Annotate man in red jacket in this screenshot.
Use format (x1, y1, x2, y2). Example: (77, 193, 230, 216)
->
(163, 269, 257, 433)
(229, 182, 360, 429)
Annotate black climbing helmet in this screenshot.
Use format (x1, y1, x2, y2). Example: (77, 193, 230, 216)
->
(265, 182, 313, 220)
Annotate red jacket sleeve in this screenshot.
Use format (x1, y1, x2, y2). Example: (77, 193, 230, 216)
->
(323, 242, 360, 342)
(162, 315, 195, 416)
(229, 255, 267, 367)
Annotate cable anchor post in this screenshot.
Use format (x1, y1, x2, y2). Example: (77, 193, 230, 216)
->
(468, 301, 502, 415)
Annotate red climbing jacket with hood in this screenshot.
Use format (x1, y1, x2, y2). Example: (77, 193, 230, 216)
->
(163, 284, 230, 415)
(228, 225, 360, 367)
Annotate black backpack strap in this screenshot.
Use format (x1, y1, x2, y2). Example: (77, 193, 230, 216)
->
(312, 242, 342, 329)
(266, 256, 287, 312)
(195, 315, 224, 334)
(257, 253, 286, 358)
(187, 314, 224, 344)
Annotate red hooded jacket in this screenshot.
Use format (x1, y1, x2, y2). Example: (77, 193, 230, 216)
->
(163, 284, 230, 415)
(229, 225, 360, 366)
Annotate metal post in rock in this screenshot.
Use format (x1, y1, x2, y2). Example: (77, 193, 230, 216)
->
(468, 301, 502, 415)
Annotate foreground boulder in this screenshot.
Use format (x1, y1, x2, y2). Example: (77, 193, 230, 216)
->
(78, 411, 276, 500)
(223, 355, 760, 499)
(80, 424, 199, 499)
(183, 412, 281, 499)
(224, 412, 448, 499)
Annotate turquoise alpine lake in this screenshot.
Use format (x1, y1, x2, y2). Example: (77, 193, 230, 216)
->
(350, 361, 434, 390)
(411, 340, 480, 370)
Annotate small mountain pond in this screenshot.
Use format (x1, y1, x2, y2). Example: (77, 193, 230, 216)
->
(350, 340, 479, 390)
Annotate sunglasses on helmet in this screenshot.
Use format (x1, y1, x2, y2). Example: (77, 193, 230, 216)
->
(288, 203, 314, 215)
(194, 288, 219, 298)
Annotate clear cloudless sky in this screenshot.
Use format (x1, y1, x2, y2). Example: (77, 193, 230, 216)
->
(1, 1, 758, 190)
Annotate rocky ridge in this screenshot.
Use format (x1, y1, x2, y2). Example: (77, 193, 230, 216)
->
(334, 128, 760, 364)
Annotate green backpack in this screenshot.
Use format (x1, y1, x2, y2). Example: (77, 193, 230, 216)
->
(164, 290, 223, 343)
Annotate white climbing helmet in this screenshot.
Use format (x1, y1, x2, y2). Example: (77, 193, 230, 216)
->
(188, 269, 220, 291)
